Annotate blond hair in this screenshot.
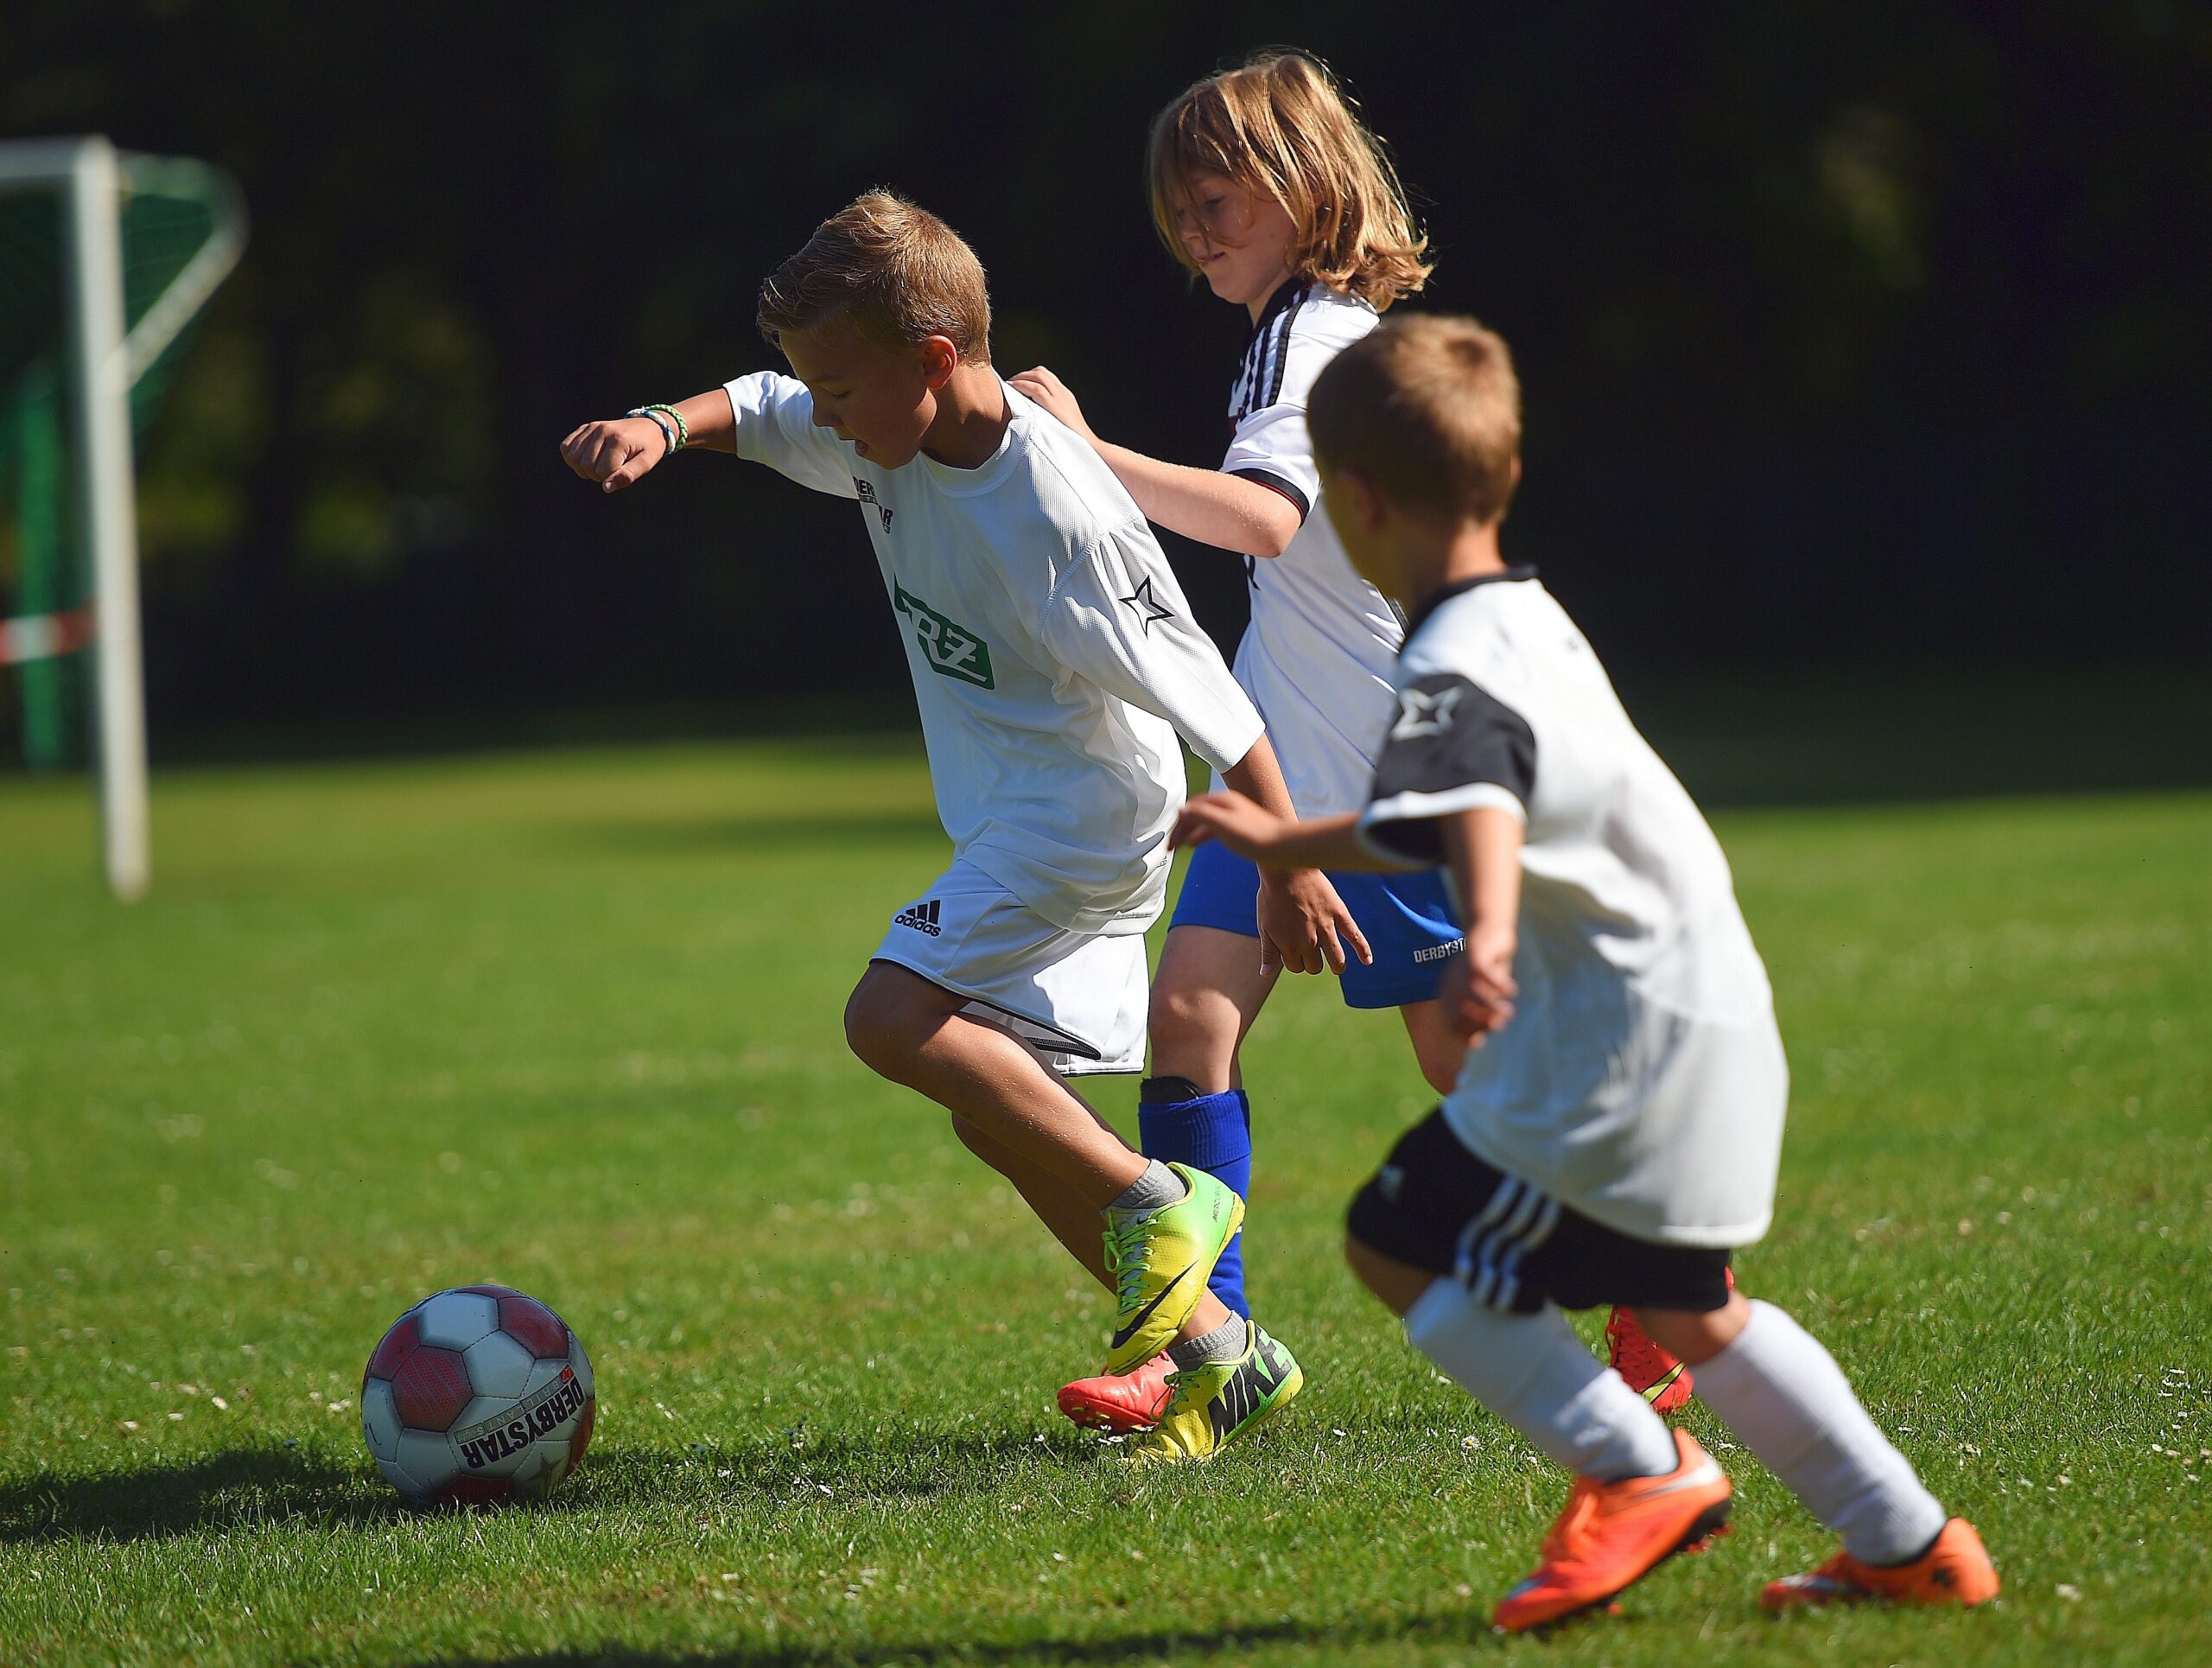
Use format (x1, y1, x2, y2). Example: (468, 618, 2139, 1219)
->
(1308, 314, 1522, 525)
(757, 190, 992, 362)
(1147, 49, 1433, 310)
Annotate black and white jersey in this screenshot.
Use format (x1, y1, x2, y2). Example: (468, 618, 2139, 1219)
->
(1216, 282, 1406, 818)
(1358, 571, 1787, 1247)
(723, 372, 1262, 937)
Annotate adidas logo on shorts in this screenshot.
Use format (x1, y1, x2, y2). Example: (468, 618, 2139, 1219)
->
(894, 899, 943, 937)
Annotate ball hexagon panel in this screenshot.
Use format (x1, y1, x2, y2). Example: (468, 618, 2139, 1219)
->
(451, 1393, 509, 1434)
(496, 1294, 569, 1359)
(391, 1429, 461, 1499)
(360, 1378, 403, 1464)
(415, 1289, 500, 1351)
(521, 1357, 568, 1397)
(365, 1311, 420, 1381)
(463, 1328, 535, 1401)
(568, 1338, 594, 1402)
(391, 1343, 473, 1432)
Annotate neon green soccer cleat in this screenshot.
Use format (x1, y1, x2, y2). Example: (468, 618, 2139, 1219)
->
(1102, 1163, 1244, 1376)
(1125, 1323, 1304, 1465)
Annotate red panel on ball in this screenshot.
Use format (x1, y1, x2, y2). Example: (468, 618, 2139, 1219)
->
(365, 1312, 421, 1382)
(498, 1294, 568, 1359)
(390, 1344, 473, 1431)
(567, 1394, 596, 1472)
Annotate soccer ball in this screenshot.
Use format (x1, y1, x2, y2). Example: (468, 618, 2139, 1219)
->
(360, 1284, 595, 1506)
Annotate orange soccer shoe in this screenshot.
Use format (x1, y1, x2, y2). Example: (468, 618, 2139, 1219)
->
(1493, 1429, 1734, 1633)
(1760, 1518, 1999, 1611)
(1605, 1306, 1694, 1413)
(1058, 1352, 1175, 1434)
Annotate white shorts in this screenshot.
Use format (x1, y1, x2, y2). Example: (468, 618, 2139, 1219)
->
(868, 861, 1149, 1077)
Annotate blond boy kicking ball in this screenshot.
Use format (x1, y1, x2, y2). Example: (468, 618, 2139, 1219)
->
(560, 192, 1308, 1448)
(1173, 314, 1999, 1629)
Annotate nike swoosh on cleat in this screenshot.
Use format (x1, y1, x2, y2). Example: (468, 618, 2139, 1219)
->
(1109, 1266, 1190, 1351)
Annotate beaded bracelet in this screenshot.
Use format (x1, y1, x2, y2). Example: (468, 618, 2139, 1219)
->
(645, 402, 690, 452)
(626, 406, 677, 460)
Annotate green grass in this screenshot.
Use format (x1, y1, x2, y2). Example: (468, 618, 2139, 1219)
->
(3, 736, 2209, 1665)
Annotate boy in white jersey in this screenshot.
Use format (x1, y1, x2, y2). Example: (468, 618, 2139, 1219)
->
(1015, 50, 1491, 1449)
(558, 193, 1310, 1432)
(1173, 315, 2000, 1628)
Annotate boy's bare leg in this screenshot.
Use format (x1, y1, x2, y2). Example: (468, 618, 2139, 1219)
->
(1398, 997, 1468, 1096)
(952, 1113, 1234, 1342)
(845, 961, 1145, 1202)
(1147, 924, 1277, 1090)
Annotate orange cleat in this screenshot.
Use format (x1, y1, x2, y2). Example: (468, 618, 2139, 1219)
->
(1058, 1352, 1175, 1434)
(1760, 1518, 1999, 1611)
(1493, 1429, 1734, 1633)
(1606, 1306, 1694, 1412)
(1606, 1269, 1732, 1414)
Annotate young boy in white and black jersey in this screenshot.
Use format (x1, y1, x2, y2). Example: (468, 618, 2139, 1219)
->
(1172, 314, 2000, 1630)
(558, 192, 1310, 1429)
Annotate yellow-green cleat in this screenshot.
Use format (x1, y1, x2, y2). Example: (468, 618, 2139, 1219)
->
(1125, 1323, 1304, 1465)
(1101, 1163, 1244, 1376)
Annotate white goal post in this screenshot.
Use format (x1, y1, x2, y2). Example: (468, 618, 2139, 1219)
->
(0, 136, 247, 900)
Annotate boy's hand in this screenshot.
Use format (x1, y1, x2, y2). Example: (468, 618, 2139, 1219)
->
(1008, 366, 1096, 442)
(1257, 869, 1375, 977)
(1438, 925, 1517, 1046)
(560, 417, 671, 493)
(1171, 791, 1283, 858)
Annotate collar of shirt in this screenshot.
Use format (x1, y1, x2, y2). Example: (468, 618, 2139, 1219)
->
(1402, 565, 1542, 643)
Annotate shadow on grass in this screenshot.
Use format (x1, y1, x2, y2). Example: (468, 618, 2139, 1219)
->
(408, 1614, 1487, 1667)
(0, 1444, 399, 1544)
(0, 1426, 1109, 1545)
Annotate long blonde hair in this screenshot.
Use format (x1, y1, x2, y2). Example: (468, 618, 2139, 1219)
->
(1147, 50, 1433, 310)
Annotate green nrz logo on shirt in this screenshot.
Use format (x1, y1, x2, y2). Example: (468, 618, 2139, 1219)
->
(893, 584, 995, 689)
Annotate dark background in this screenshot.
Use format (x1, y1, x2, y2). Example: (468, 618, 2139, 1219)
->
(3, 1, 2209, 759)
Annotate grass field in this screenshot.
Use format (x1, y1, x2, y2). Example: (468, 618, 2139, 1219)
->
(3, 731, 2209, 1665)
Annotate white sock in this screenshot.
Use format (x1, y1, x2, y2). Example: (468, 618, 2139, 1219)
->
(1404, 1279, 1680, 1481)
(1692, 1299, 1948, 1565)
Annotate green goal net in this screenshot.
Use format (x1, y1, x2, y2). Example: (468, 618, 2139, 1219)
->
(0, 145, 245, 772)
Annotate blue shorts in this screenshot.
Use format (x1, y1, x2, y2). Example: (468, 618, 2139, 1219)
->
(1167, 838, 1465, 1010)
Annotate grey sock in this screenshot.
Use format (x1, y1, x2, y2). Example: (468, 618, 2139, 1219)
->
(1106, 1159, 1185, 1220)
(1169, 1313, 1249, 1372)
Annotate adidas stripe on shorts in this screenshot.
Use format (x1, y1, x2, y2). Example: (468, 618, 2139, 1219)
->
(868, 858, 1148, 1077)
(1347, 1109, 1734, 1314)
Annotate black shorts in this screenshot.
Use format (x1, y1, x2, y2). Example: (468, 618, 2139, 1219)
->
(1346, 1108, 1733, 1315)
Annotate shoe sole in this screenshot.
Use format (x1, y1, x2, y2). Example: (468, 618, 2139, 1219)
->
(1497, 1499, 1735, 1633)
(1104, 1191, 1245, 1376)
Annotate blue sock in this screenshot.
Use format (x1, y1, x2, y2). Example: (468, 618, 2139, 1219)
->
(1138, 1077, 1253, 1320)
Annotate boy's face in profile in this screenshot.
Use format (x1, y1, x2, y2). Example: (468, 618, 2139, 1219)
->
(781, 318, 951, 469)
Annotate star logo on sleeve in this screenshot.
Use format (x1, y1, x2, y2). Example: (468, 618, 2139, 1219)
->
(1119, 576, 1176, 635)
(1390, 684, 1465, 740)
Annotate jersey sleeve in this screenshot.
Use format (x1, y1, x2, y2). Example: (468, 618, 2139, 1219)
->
(1357, 672, 1538, 865)
(1040, 524, 1265, 775)
(722, 372, 861, 500)
(1220, 405, 1316, 523)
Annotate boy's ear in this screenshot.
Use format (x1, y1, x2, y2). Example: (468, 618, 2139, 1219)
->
(918, 335, 960, 391)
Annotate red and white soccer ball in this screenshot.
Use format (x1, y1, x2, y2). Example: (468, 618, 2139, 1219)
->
(360, 1284, 595, 1506)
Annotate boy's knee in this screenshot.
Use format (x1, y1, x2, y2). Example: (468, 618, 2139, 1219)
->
(1147, 984, 1236, 1087)
(843, 966, 919, 1082)
(1344, 1230, 1436, 1316)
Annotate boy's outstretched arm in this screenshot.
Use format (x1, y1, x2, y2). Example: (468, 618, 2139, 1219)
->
(560, 389, 737, 493)
(1011, 366, 1302, 557)
(1217, 738, 1374, 977)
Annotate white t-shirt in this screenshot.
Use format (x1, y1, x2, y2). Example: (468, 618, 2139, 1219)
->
(1218, 282, 1406, 817)
(724, 372, 1264, 937)
(1357, 571, 1787, 1245)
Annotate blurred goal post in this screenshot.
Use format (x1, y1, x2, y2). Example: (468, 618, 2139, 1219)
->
(0, 136, 246, 899)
